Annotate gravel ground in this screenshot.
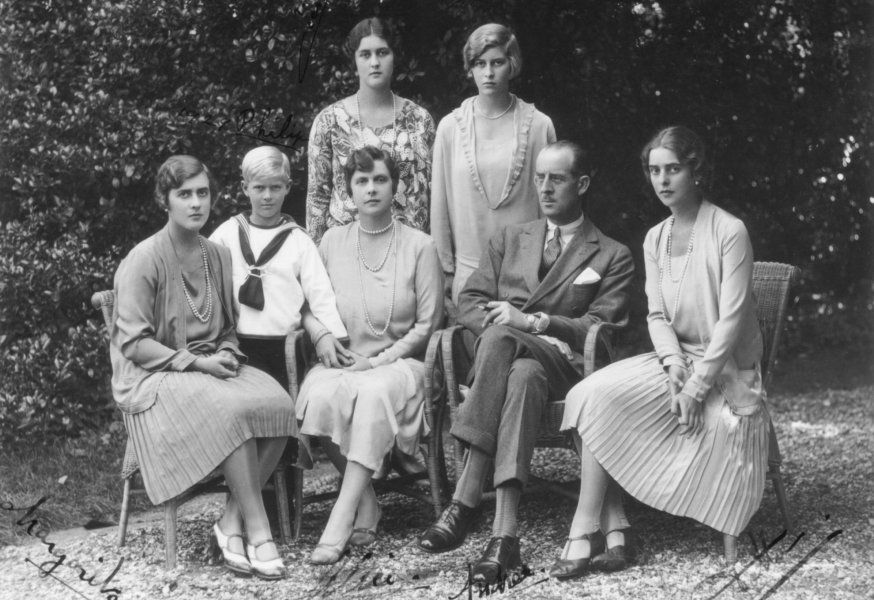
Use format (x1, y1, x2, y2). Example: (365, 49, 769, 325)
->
(1, 385, 872, 600)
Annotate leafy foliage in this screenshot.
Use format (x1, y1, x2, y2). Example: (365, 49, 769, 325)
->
(0, 0, 870, 440)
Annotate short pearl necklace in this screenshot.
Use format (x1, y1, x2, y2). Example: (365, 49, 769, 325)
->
(356, 221, 397, 336)
(177, 237, 213, 323)
(359, 219, 394, 235)
(658, 216, 694, 326)
(474, 95, 515, 120)
(356, 91, 397, 154)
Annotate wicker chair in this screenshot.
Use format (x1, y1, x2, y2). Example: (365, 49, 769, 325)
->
(424, 261, 799, 562)
(423, 315, 618, 504)
(92, 290, 294, 569)
(285, 328, 450, 539)
(723, 261, 798, 560)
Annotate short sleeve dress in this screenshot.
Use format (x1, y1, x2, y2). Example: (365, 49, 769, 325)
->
(305, 96, 436, 244)
(560, 201, 769, 536)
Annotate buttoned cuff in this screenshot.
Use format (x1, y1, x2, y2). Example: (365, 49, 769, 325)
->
(660, 354, 688, 370)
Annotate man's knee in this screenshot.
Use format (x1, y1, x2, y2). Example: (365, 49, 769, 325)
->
(508, 357, 547, 388)
(474, 324, 519, 354)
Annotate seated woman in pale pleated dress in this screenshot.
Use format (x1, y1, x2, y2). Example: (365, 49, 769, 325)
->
(296, 146, 444, 564)
(550, 126, 768, 580)
(111, 156, 296, 579)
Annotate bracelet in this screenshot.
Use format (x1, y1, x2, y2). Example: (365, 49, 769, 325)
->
(312, 329, 331, 346)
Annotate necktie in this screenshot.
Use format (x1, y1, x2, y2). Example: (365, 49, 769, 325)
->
(539, 226, 562, 279)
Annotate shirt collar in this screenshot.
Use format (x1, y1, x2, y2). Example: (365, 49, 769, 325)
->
(546, 212, 585, 239)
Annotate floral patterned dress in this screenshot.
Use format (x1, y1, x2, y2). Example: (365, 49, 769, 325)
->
(305, 96, 436, 244)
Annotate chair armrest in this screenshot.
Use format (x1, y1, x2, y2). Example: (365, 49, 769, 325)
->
(284, 329, 308, 402)
(423, 328, 445, 430)
(439, 326, 469, 409)
(582, 322, 617, 378)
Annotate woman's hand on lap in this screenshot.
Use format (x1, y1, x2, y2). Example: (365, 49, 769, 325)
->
(315, 334, 353, 368)
(673, 392, 703, 436)
(344, 351, 373, 372)
(193, 354, 239, 379)
(666, 364, 689, 396)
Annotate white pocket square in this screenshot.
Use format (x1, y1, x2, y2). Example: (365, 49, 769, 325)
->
(573, 267, 601, 285)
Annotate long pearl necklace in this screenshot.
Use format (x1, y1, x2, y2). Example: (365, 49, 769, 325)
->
(474, 95, 515, 120)
(356, 91, 397, 156)
(658, 216, 694, 326)
(356, 222, 397, 336)
(180, 237, 213, 323)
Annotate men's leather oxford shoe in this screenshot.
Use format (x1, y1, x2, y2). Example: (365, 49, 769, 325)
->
(418, 501, 480, 553)
(471, 536, 521, 586)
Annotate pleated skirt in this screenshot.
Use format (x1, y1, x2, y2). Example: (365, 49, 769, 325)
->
(296, 358, 427, 472)
(560, 352, 769, 536)
(123, 365, 297, 504)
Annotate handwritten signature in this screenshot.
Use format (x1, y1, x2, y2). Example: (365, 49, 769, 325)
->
(294, 1, 326, 84)
(177, 106, 308, 151)
(2, 496, 123, 600)
(449, 563, 548, 599)
(292, 549, 432, 599)
(695, 515, 843, 600)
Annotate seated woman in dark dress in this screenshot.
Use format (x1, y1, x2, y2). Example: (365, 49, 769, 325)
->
(110, 155, 297, 579)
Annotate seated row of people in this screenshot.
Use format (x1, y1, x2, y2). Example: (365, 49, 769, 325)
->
(110, 126, 767, 585)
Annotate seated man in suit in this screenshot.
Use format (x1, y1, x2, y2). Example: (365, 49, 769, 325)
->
(418, 140, 635, 584)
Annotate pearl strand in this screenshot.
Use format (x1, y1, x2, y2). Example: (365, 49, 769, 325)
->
(474, 95, 516, 120)
(658, 216, 694, 326)
(356, 224, 397, 337)
(356, 221, 396, 272)
(182, 238, 213, 323)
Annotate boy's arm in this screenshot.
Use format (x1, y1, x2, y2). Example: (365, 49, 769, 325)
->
(297, 232, 347, 338)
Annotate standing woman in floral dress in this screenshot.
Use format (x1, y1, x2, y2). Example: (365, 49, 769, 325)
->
(430, 23, 556, 303)
(306, 17, 436, 244)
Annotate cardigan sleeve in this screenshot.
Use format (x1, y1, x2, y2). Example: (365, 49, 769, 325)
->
(369, 236, 445, 367)
(306, 108, 334, 244)
(681, 218, 756, 402)
(114, 247, 197, 372)
(644, 223, 687, 369)
(429, 116, 455, 275)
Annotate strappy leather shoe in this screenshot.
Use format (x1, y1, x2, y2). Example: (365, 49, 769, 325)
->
(309, 532, 351, 565)
(211, 522, 252, 576)
(549, 531, 606, 580)
(246, 539, 287, 580)
(472, 536, 521, 586)
(418, 501, 481, 553)
(349, 506, 382, 547)
(592, 529, 631, 572)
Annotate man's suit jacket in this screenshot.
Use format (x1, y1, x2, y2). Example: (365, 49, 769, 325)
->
(458, 216, 635, 375)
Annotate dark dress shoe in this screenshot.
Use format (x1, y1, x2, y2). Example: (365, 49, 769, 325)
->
(549, 531, 606, 580)
(472, 536, 521, 586)
(592, 544, 630, 572)
(418, 501, 480, 553)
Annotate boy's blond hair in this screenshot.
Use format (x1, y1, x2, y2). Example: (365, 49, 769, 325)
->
(241, 146, 291, 183)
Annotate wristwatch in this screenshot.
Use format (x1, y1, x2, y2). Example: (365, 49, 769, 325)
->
(526, 312, 548, 334)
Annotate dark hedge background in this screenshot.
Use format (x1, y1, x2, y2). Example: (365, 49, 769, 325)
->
(1, 0, 871, 440)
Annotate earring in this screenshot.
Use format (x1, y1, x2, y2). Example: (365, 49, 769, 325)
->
(694, 180, 701, 186)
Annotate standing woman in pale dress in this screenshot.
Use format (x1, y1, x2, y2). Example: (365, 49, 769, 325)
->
(550, 126, 768, 580)
(111, 156, 296, 579)
(306, 17, 436, 244)
(296, 146, 443, 564)
(430, 23, 556, 303)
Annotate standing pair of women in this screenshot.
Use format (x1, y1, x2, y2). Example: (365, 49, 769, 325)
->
(307, 19, 554, 304)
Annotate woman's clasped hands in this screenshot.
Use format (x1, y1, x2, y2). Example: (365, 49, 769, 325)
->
(667, 364, 703, 436)
(193, 350, 240, 379)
